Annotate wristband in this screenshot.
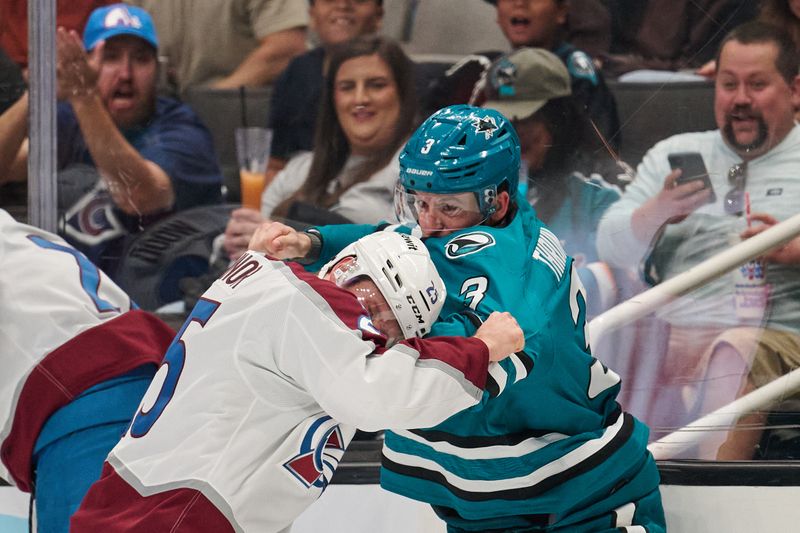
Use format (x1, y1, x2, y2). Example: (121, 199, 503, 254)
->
(292, 230, 322, 265)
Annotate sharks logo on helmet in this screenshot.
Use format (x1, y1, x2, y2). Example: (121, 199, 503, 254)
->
(444, 232, 496, 259)
(472, 115, 498, 140)
(398, 105, 521, 220)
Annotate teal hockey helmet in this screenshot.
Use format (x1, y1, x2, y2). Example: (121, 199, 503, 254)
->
(397, 105, 521, 219)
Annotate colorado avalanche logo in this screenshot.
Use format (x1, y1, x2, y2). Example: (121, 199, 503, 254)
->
(445, 232, 496, 259)
(283, 415, 346, 490)
(104, 6, 143, 30)
(62, 184, 126, 246)
(78, 195, 114, 237)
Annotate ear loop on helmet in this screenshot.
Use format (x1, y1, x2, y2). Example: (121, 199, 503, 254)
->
(481, 188, 497, 216)
(478, 185, 499, 218)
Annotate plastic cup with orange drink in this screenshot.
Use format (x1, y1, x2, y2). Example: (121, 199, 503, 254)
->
(235, 127, 273, 210)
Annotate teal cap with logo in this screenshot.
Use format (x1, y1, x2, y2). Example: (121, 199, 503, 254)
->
(83, 3, 158, 52)
(482, 47, 571, 121)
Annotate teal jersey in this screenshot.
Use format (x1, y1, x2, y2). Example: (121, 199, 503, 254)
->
(540, 173, 623, 317)
(310, 203, 663, 531)
(542, 172, 620, 267)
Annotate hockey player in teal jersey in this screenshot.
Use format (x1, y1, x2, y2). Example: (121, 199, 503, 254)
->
(250, 105, 665, 532)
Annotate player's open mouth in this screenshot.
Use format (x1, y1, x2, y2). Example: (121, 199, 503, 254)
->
(510, 17, 530, 27)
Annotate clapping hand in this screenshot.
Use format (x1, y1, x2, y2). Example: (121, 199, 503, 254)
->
(56, 27, 99, 101)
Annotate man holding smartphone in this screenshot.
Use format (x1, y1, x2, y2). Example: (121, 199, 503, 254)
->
(667, 152, 717, 204)
(597, 21, 800, 460)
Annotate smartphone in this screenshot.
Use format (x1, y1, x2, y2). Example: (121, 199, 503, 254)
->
(667, 152, 716, 203)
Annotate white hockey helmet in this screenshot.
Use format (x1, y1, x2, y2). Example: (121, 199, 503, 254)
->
(318, 232, 446, 339)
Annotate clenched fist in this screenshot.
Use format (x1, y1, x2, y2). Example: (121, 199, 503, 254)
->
(473, 311, 525, 363)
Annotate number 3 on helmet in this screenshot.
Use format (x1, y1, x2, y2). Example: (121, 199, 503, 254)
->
(396, 104, 521, 220)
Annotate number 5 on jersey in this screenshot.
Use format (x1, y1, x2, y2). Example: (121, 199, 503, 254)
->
(129, 298, 221, 438)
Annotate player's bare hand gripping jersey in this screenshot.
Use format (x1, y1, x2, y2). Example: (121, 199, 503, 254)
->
(0, 209, 173, 490)
(72, 253, 491, 533)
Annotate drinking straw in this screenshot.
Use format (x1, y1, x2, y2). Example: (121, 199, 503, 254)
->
(239, 85, 248, 128)
(745, 191, 751, 228)
(239, 86, 250, 170)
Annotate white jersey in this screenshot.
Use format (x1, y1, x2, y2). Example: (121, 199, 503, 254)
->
(72, 252, 490, 533)
(0, 209, 172, 490)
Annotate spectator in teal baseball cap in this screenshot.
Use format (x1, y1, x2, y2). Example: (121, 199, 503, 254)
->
(0, 0, 224, 297)
(74, 3, 160, 129)
(82, 3, 158, 52)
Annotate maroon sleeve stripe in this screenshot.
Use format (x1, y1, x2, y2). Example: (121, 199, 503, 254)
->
(1, 310, 174, 491)
(71, 462, 235, 532)
(401, 336, 490, 391)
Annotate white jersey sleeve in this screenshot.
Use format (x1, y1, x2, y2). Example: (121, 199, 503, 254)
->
(95, 252, 488, 533)
(0, 210, 134, 484)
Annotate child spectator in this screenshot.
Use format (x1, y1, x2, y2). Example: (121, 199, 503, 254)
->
(424, 0, 620, 151)
(0, 4, 223, 277)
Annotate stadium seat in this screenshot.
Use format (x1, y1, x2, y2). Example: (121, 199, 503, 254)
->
(115, 203, 236, 311)
(608, 80, 716, 167)
(396, 0, 509, 56)
(183, 86, 273, 202)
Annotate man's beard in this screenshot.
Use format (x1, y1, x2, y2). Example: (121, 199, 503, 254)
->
(722, 109, 769, 155)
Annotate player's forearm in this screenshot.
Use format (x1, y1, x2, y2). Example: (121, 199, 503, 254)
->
(320, 337, 489, 432)
(212, 28, 306, 88)
(0, 92, 30, 183)
(70, 94, 174, 215)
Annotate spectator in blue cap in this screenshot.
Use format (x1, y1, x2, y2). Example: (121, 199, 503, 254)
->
(0, 3, 223, 279)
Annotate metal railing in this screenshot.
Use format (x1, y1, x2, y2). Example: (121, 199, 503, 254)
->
(587, 212, 800, 458)
(27, 0, 58, 231)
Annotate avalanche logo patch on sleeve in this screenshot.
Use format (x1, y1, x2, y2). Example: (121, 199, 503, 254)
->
(284, 415, 345, 490)
(445, 232, 496, 259)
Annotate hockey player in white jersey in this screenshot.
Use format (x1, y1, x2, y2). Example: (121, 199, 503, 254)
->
(71, 231, 524, 533)
(0, 209, 175, 532)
